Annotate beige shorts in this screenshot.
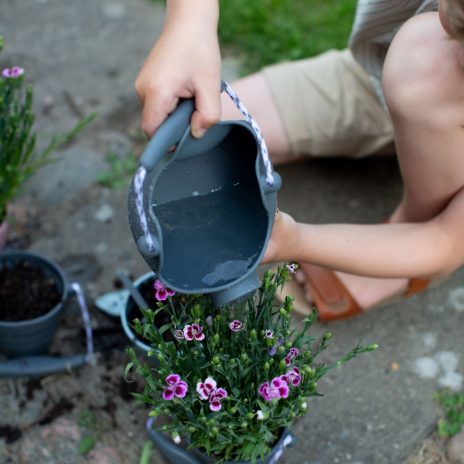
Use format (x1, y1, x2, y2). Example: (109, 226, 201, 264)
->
(262, 49, 394, 158)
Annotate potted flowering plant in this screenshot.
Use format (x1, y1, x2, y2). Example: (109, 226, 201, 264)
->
(126, 265, 377, 463)
(0, 36, 94, 248)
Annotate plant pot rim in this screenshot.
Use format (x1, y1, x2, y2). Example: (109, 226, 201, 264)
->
(120, 271, 155, 352)
(147, 417, 292, 464)
(0, 250, 68, 327)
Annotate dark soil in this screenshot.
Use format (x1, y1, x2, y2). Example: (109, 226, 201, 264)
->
(126, 277, 174, 343)
(0, 260, 61, 321)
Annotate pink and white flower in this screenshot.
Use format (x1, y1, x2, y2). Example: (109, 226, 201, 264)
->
(174, 329, 184, 340)
(154, 279, 175, 301)
(183, 323, 205, 341)
(270, 376, 289, 399)
(284, 347, 300, 366)
(162, 374, 188, 400)
(196, 377, 228, 411)
(258, 376, 290, 401)
(2, 66, 24, 79)
(209, 387, 228, 411)
(196, 377, 217, 400)
(286, 263, 298, 274)
(229, 320, 244, 332)
(258, 382, 272, 401)
(286, 367, 301, 387)
(264, 329, 274, 339)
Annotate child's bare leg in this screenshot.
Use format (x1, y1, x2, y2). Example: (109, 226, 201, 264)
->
(221, 73, 294, 164)
(288, 12, 464, 311)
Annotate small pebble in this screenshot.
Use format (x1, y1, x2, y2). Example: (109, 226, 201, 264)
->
(447, 429, 464, 464)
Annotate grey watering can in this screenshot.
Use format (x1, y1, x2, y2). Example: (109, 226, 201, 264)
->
(128, 82, 281, 306)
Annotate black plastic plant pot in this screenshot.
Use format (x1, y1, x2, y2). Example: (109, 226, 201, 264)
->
(147, 418, 293, 464)
(0, 251, 88, 377)
(0, 251, 68, 357)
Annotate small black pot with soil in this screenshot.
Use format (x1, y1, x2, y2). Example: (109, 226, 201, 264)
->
(0, 251, 91, 377)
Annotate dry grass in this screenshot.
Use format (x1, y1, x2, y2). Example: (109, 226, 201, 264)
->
(406, 436, 450, 464)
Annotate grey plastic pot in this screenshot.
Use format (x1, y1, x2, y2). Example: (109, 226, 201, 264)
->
(0, 251, 88, 377)
(128, 87, 281, 308)
(147, 418, 293, 464)
(120, 272, 154, 356)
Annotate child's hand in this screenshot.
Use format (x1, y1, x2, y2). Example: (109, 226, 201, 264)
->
(135, 0, 221, 139)
(262, 210, 299, 264)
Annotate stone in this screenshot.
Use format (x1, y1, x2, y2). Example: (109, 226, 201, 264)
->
(447, 430, 464, 464)
(18, 417, 81, 464)
(94, 204, 114, 223)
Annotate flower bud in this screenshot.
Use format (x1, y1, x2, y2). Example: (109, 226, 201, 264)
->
(157, 353, 165, 361)
(278, 345, 286, 355)
(212, 334, 220, 344)
(279, 359, 287, 370)
(250, 330, 257, 340)
(163, 408, 170, 414)
(212, 356, 220, 365)
(323, 332, 332, 341)
(269, 358, 275, 365)
(279, 308, 288, 318)
(229, 407, 237, 414)
(172, 432, 181, 444)
(241, 421, 248, 429)
(264, 362, 270, 372)
(212, 427, 219, 435)
(188, 426, 196, 433)
(366, 343, 379, 351)
(309, 381, 317, 392)
(303, 365, 313, 376)
(246, 412, 254, 420)
(149, 409, 160, 417)
(285, 341, 292, 349)
(241, 353, 248, 362)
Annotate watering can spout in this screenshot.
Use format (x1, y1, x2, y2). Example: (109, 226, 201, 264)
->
(210, 274, 261, 306)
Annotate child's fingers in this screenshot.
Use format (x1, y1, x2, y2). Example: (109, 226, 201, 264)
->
(140, 91, 178, 138)
(190, 84, 221, 138)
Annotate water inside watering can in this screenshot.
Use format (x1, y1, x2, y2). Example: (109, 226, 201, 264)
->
(153, 183, 267, 290)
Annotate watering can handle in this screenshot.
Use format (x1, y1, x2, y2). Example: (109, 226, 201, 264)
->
(140, 98, 195, 172)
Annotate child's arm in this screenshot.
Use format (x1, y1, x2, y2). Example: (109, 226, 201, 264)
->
(135, 0, 221, 138)
(264, 187, 464, 279)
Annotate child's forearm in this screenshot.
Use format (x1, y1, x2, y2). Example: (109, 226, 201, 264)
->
(165, 0, 219, 32)
(290, 221, 453, 279)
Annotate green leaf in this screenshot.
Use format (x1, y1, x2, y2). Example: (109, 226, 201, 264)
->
(78, 435, 96, 455)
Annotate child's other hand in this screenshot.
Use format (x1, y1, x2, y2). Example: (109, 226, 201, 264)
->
(135, 1, 221, 139)
(262, 210, 299, 264)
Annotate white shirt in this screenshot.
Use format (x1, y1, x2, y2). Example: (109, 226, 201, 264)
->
(349, 0, 438, 102)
